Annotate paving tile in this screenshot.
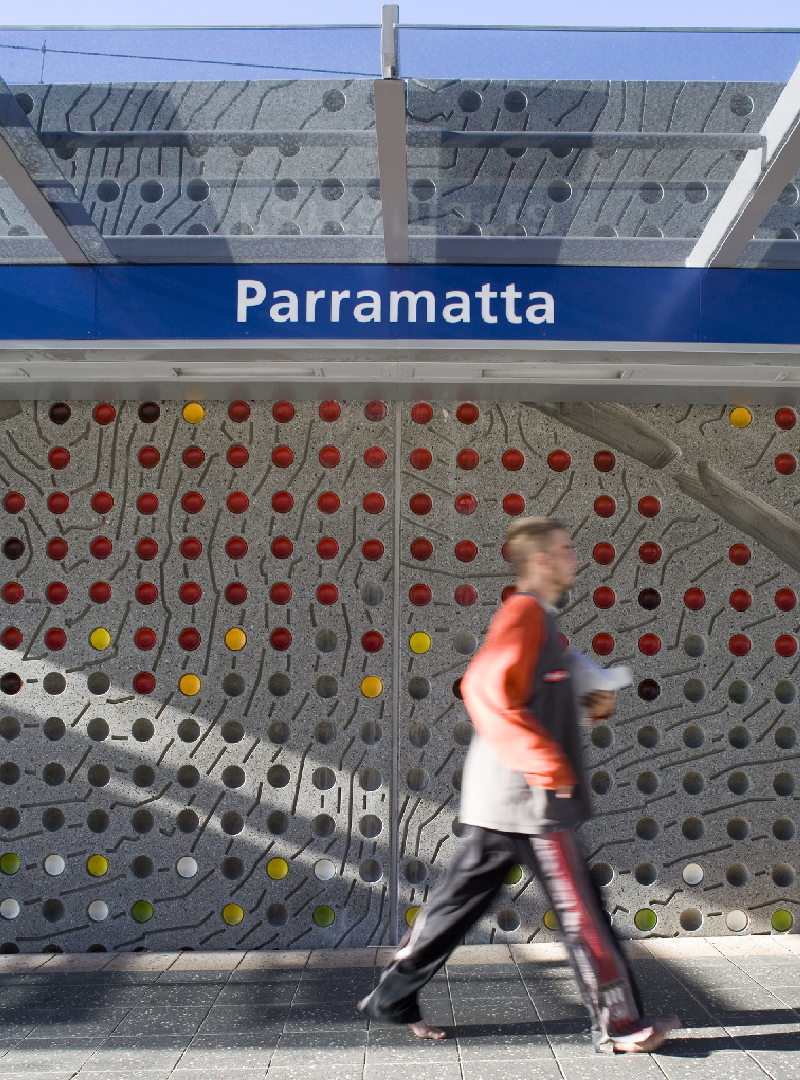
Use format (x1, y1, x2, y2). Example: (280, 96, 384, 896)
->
(77, 1069, 173, 1080)
(462, 1061, 563, 1080)
(452, 998, 538, 1026)
(707, 937, 790, 958)
(170, 952, 246, 972)
(181, 1033, 280, 1069)
(269, 1031, 366, 1067)
(365, 1025, 459, 1064)
(266, 1067, 363, 1080)
(2, 1072, 77, 1080)
(110, 1005, 210, 1038)
(237, 953, 309, 972)
(284, 1003, 367, 1033)
(293, 980, 374, 1003)
(135, 986, 223, 1008)
(307, 949, 376, 969)
(171, 1071, 266, 1079)
(27, 1007, 134, 1040)
(643, 940, 719, 959)
(541, 1019, 596, 1058)
(227, 970, 303, 986)
(749, 1050, 800, 1078)
(725, 1020, 800, 1051)
(196, 1005, 289, 1035)
(455, 1020, 554, 1060)
(364, 1065, 461, 1080)
(697, 988, 789, 1015)
(557, 1058, 667, 1079)
(81, 1035, 190, 1070)
(768, 986, 800, 1009)
(654, 1049, 771, 1080)
(215, 984, 297, 1006)
(0, 1046, 96, 1072)
(510, 944, 568, 963)
(103, 954, 179, 973)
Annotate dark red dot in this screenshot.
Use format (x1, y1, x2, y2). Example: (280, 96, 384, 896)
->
(502, 450, 524, 471)
(317, 537, 339, 560)
(455, 541, 478, 563)
(776, 408, 796, 430)
(49, 402, 71, 425)
(138, 445, 160, 469)
(364, 446, 386, 468)
(181, 537, 202, 560)
(272, 446, 294, 468)
(270, 491, 292, 514)
(3, 493, 24, 514)
(777, 635, 798, 657)
(457, 449, 479, 470)
(228, 492, 249, 514)
(319, 401, 340, 422)
(502, 585, 518, 602)
(503, 494, 525, 516)
(47, 538, 69, 561)
(134, 672, 155, 695)
(45, 628, 67, 650)
(592, 542, 615, 565)
(2, 584, 23, 604)
(318, 492, 339, 514)
(729, 589, 752, 612)
(362, 539, 384, 561)
(729, 634, 751, 656)
(410, 449, 432, 470)
(456, 403, 479, 425)
(182, 446, 205, 468)
(92, 492, 114, 515)
(271, 628, 292, 651)
(729, 544, 751, 566)
(684, 588, 706, 610)
(317, 583, 339, 605)
(455, 493, 477, 515)
(89, 581, 110, 604)
(548, 450, 571, 472)
(90, 537, 111, 560)
(455, 584, 477, 607)
(0, 627, 21, 650)
(594, 495, 616, 518)
(409, 584, 432, 606)
(411, 403, 433, 424)
(3, 539, 24, 561)
(776, 589, 796, 611)
(362, 631, 384, 652)
(136, 583, 158, 604)
(639, 542, 662, 564)
(270, 582, 292, 605)
(365, 401, 387, 421)
(182, 492, 203, 514)
(179, 628, 201, 651)
(592, 633, 614, 656)
(49, 447, 70, 470)
(135, 628, 157, 651)
(180, 582, 202, 605)
(638, 633, 661, 656)
(136, 493, 158, 515)
(0, 673, 21, 695)
(48, 493, 69, 515)
(363, 492, 385, 514)
(138, 402, 160, 423)
(319, 445, 340, 468)
(273, 402, 294, 423)
(47, 582, 68, 604)
(137, 538, 158, 561)
(229, 401, 251, 422)
(594, 450, 615, 472)
(270, 537, 291, 559)
(227, 445, 249, 468)
(775, 454, 797, 475)
(638, 496, 661, 518)
(410, 493, 432, 515)
(411, 539, 433, 561)
(638, 679, 661, 701)
(452, 678, 463, 699)
(94, 403, 116, 425)
(593, 587, 615, 609)
(226, 582, 248, 605)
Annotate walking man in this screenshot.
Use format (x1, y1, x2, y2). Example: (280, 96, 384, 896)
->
(359, 516, 679, 1054)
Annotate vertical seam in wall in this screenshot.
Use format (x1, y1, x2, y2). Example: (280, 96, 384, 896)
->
(389, 400, 402, 945)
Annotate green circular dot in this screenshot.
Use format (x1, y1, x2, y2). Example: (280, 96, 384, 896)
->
(132, 900, 154, 923)
(772, 909, 794, 932)
(634, 908, 658, 932)
(313, 905, 335, 928)
(504, 864, 522, 885)
(0, 853, 20, 876)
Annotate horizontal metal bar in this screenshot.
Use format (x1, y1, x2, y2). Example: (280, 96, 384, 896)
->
(408, 235, 695, 266)
(39, 130, 377, 151)
(104, 234, 385, 263)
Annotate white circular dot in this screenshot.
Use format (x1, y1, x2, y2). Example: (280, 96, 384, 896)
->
(314, 858, 336, 881)
(176, 856, 198, 879)
(682, 862, 704, 886)
(726, 909, 749, 933)
(87, 900, 108, 922)
(0, 898, 19, 920)
(44, 854, 65, 876)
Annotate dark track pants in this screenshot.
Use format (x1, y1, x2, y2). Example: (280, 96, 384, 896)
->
(367, 826, 644, 1052)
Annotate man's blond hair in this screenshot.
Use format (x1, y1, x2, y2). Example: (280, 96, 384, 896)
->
(504, 517, 566, 577)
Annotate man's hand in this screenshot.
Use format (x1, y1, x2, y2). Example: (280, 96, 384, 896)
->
(582, 690, 616, 722)
(555, 786, 574, 799)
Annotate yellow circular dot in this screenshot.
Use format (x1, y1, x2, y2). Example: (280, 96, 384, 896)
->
(634, 908, 658, 932)
(773, 909, 794, 932)
(223, 903, 244, 925)
(730, 407, 752, 429)
(90, 627, 111, 651)
(132, 900, 153, 923)
(0, 853, 19, 875)
(87, 855, 108, 877)
(405, 906, 421, 926)
(180, 674, 201, 696)
(225, 628, 247, 652)
(504, 864, 522, 885)
(543, 909, 559, 931)
(183, 402, 205, 424)
(361, 676, 383, 698)
(409, 632, 431, 655)
(267, 858, 289, 880)
(313, 905, 335, 928)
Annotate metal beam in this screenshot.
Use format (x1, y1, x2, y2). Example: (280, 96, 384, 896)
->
(686, 63, 800, 268)
(374, 78, 409, 264)
(381, 3, 399, 79)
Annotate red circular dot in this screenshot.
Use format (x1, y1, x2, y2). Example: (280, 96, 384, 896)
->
(90, 537, 111, 560)
(411, 403, 433, 424)
(137, 493, 158, 515)
(455, 493, 477, 515)
(729, 544, 751, 566)
(410, 493, 431, 515)
(457, 449, 479, 471)
(594, 450, 616, 472)
(270, 582, 292, 605)
(456, 403, 479, 425)
(365, 401, 387, 421)
(270, 537, 291, 559)
(409, 584, 432, 606)
(47, 582, 68, 604)
(272, 491, 294, 513)
(638, 633, 661, 656)
(777, 635, 798, 657)
(318, 492, 340, 514)
(47, 538, 69, 561)
(502, 585, 518, 602)
(319, 401, 341, 422)
(684, 588, 706, 610)
(639, 542, 662, 564)
(137, 538, 159, 561)
(92, 492, 114, 515)
(592, 633, 614, 656)
(455, 584, 477, 607)
(638, 496, 661, 518)
(362, 539, 384, 561)
(594, 495, 616, 518)
(138, 445, 160, 469)
(228, 445, 249, 468)
(364, 446, 386, 468)
(776, 588, 797, 611)
(228, 492, 249, 514)
(362, 630, 384, 652)
(226, 582, 248, 605)
(94, 403, 116, 425)
(272, 446, 294, 468)
(410, 448, 432, 470)
(182, 492, 204, 514)
(0, 627, 21, 650)
(229, 401, 251, 422)
(593, 587, 615, 609)
(48, 493, 69, 514)
(501, 542, 512, 563)
(273, 402, 294, 423)
(411, 538, 433, 561)
(226, 536, 249, 559)
(179, 628, 201, 651)
(776, 408, 796, 430)
(134, 672, 155, 695)
(3, 493, 24, 514)
(503, 494, 525, 516)
(183, 446, 205, 469)
(180, 582, 202, 605)
(548, 450, 571, 472)
(45, 628, 66, 651)
(136, 583, 158, 604)
(317, 584, 339, 605)
(317, 537, 339, 560)
(49, 447, 70, 470)
(319, 445, 340, 468)
(775, 453, 797, 475)
(180, 537, 202, 560)
(135, 628, 157, 651)
(2, 583, 23, 604)
(89, 581, 110, 604)
(502, 450, 524, 471)
(729, 589, 752, 612)
(455, 541, 478, 563)
(271, 628, 292, 651)
(729, 634, 751, 656)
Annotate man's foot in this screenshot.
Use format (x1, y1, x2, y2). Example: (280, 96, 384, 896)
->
(611, 1015, 681, 1054)
(410, 1020, 446, 1040)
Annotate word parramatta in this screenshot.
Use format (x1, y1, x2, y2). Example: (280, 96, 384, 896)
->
(237, 279, 555, 326)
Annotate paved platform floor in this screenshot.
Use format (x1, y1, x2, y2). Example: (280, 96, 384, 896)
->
(0, 937, 799, 1079)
